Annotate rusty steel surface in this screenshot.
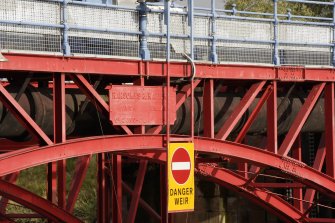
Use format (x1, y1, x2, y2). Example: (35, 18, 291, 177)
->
(109, 86, 176, 125)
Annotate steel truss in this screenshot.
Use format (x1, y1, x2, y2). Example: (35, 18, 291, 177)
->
(0, 53, 334, 222)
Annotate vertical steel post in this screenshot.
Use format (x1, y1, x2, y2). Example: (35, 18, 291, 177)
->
(267, 81, 278, 154)
(53, 73, 66, 209)
(325, 83, 335, 178)
(287, 9, 292, 21)
(164, 0, 171, 61)
(333, 0, 335, 65)
(112, 155, 122, 223)
(188, 0, 195, 140)
(160, 164, 167, 223)
(273, 0, 280, 65)
(188, 0, 194, 60)
(203, 79, 214, 138)
(210, 0, 218, 63)
(62, 0, 70, 56)
(232, 4, 237, 16)
(292, 135, 303, 212)
(63, 0, 69, 55)
(139, 1, 150, 60)
(97, 154, 107, 223)
(164, 1, 170, 222)
(47, 163, 57, 205)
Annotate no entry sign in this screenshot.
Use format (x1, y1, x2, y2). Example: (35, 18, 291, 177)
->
(171, 148, 191, 184)
(168, 143, 194, 213)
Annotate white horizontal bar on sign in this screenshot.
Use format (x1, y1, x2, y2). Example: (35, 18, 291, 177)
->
(172, 162, 191, 171)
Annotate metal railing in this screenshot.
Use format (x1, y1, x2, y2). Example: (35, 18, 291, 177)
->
(0, 0, 334, 67)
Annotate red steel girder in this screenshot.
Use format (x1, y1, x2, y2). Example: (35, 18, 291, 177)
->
(203, 79, 215, 138)
(325, 83, 335, 178)
(0, 172, 19, 214)
(53, 73, 66, 209)
(267, 81, 278, 153)
(308, 219, 335, 223)
(69, 73, 132, 135)
(4, 53, 335, 81)
(122, 182, 161, 222)
(0, 83, 53, 146)
(69, 74, 109, 114)
(0, 179, 81, 223)
(0, 213, 15, 223)
(160, 164, 168, 223)
(132, 149, 312, 223)
(0, 135, 333, 223)
(216, 81, 266, 140)
(0, 135, 334, 200)
(235, 84, 273, 143)
(127, 78, 148, 223)
(196, 164, 304, 223)
(97, 153, 108, 223)
(278, 83, 325, 156)
(304, 135, 326, 212)
(292, 135, 303, 212)
(112, 154, 122, 223)
(66, 155, 92, 213)
(252, 183, 304, 188)
(126, 160, 147, 223)
(47, 162, 57, 204)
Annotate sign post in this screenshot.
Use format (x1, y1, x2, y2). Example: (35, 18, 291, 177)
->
(168, 143, 194, 212)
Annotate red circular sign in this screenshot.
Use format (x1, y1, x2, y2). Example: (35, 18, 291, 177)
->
(171, 147, 191, 185)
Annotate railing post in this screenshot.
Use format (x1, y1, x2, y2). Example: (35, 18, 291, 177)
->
(188, 0, 194, 60)
(210, 0, 218, 63)
(62, 0, 70, 56)
(163, 2, 171, 222)
(232, 4, 237, 16)
(139, 0, 150, 60)
(273, 0, 280, 65)
(287, 8, 292, 21)
(333, 0, 335, 66)
(164, 0, 171, 61)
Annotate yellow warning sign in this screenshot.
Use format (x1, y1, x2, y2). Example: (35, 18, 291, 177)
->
(168, 143, 194, 213)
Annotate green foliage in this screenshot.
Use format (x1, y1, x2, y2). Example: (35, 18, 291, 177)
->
(225, 0, 332, 19)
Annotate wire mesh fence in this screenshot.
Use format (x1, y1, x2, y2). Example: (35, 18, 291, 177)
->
(67, 4, 140, 57)
(217, 42, 274, 64)
(278, 23, 332, 66)
(279, 45, 332, 66)
(214, 18, 274, 64)
(0, 0, 62, 54)
(0, 0, 60, 25)
(69, 31, 139, 57)
(67, 5, 139, 32)
(0, 24, 61, 53)
(216, 18, 273, 42)
(0, 0, 334, 66)
(194, 39, 211, 61)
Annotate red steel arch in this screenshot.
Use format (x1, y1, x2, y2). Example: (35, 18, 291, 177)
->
(0, 135, 333, 197)
(0, 137, 303, 222)
(0, 135, 333, 222)
(0, 158, 302, 223)
(196, 164, 305, 223)
(106, 152, 307, 222)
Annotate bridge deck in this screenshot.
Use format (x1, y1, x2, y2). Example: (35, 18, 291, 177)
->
(0, 0, 334, 67)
